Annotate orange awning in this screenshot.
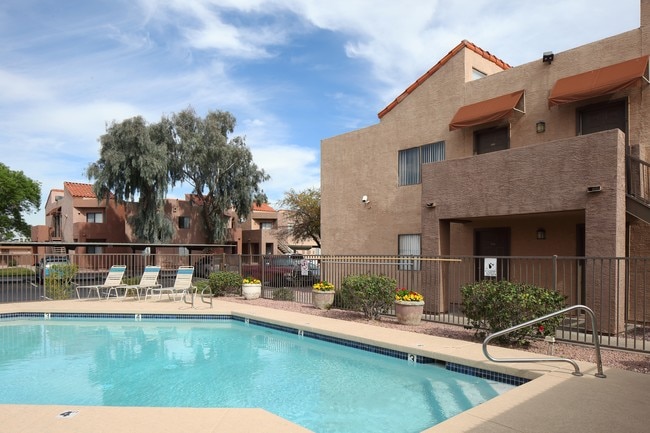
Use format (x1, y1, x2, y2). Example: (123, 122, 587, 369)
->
(548, 56, 649, 107)
(449, 90, 525, 131)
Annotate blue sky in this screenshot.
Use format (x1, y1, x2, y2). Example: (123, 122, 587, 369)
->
(0, 0, 640, 226)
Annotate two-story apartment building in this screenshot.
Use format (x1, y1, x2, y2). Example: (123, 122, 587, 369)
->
(33, 182, 318, 256)
(321, 1, 650, 325)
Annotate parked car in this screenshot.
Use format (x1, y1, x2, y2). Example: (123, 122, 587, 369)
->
(35, 256, 71, 283)
(242, 254, 320, 287)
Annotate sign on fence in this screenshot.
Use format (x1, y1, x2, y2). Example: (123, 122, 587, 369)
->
(484, 258, 497, 277)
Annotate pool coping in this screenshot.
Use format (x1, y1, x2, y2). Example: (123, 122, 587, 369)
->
(1, 299, 649, 433)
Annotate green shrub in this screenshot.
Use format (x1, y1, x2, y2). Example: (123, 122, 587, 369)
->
(45, 263, 79, 300)
(122, 276, 140, 286)
(207, 271, 242, 296)
(194, 280, 210, 295)
(272, 287, 294, 301)
(0, 267, 33, 277)
(460, 280, 566, 344)
(340, 274, 396, 320)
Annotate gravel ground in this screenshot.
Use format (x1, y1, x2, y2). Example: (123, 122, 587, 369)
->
(221, 297, 650, 374)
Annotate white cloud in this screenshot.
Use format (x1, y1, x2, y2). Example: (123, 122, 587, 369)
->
(0, 69, 54, 102)
(2, 0, 640, 228)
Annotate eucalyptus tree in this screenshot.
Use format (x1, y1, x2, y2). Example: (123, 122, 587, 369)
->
(0, 163, 41, 240)
(87, 108, 269, 245)
(168, 108, 269, 244)
(87, 116, 174, 243)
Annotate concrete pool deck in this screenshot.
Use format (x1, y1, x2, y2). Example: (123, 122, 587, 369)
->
(1, 299, 649, 433)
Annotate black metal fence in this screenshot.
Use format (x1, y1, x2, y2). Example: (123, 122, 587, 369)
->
(1, 251, 649, 353)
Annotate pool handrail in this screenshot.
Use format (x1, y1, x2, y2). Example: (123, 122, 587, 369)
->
(482, 304, 606, 378)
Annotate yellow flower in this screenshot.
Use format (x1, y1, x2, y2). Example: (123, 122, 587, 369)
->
(242, 276, 261, 284)
(395, 288, 423, 302)
(313, 280, 335, 291)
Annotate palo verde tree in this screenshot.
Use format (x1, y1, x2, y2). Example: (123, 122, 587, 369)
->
(167, 107, 269, 243)
(276, 187, 320, 248)
(0, 163, 41, 240)
(87, 116, 174, 243)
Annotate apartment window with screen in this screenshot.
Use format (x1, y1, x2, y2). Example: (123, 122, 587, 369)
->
(474, 126, 509, 155)
(178, 216, 190, 229)
(260, 221, 273, 230)
(86, 212, 104, 223)
(398, 234, 421, 271)
(398, 141, 445, 186)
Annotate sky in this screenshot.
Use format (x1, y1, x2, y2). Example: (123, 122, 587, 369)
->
(0, 0, 641, 227)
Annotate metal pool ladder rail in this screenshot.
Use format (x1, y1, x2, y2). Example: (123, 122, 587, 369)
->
(482, 305, 606, 378)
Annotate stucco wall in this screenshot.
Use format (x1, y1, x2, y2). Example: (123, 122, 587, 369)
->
(422, 129, 627, 258)
(321, 10, 649, 257)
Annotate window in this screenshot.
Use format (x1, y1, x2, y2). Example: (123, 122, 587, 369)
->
(578, 99, 626, 137)
(178, 216, 190, 229)
(398, 147, 420, 185)
(474, 126, 509, 155)
(178, 247, 189, 256)
(87, 245, 103, 254)
(398, 141, 445, 186)
(398, 234, 421, 271)
(260, 221, 273, 230)
(421, 141, 445, 164)
(472, 68, 487, 80)
(86, 212, 104, 223)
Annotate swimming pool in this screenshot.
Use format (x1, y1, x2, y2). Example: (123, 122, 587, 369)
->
(0, 313, 524, 433)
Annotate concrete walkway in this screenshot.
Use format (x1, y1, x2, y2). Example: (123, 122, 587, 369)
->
(0, 299, 649, 433)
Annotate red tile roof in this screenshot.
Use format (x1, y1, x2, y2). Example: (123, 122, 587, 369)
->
(254, 203, 276, 212)
(64, 182, 97, 198)
(184, 194, 275, 212)
(378, 40, 511, 119)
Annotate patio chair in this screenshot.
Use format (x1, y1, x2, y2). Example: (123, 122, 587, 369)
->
(109, 265, 162, 300)
(75, 265, 127, 300)
(144, 266, 195, 301)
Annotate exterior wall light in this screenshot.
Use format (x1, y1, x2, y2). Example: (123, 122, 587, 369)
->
(536, 121, 546, 133)
(542, 51, 554, 64)
(536, 228, 546, 240)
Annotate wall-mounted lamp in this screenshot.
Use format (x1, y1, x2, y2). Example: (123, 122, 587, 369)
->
(536, 121, 546, 133)
(361, 195, 369, 204)
(542, 51, 554, 64)
(425, 202, 435, 208)
(536, 228, 546, 240)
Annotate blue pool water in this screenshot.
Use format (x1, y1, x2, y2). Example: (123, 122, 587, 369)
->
(0, 316, 518, 433)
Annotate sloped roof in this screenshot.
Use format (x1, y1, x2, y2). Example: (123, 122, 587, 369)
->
(64, 182, 97, 198)
(253, 203, 276, 212)
(184, 194, 275, 212)
(378, 40, 511, 119)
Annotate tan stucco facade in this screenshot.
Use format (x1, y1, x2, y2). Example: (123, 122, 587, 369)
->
(321, 1, 650, 325)
(322, 1, 650, 257)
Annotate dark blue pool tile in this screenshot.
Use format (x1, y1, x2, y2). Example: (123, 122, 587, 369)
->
(446, 362, 530, 386)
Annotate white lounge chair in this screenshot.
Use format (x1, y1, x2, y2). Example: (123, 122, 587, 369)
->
(75, 265, 127, 300)
(109, 265, 161, 300)
(145, 266, 195, 301)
